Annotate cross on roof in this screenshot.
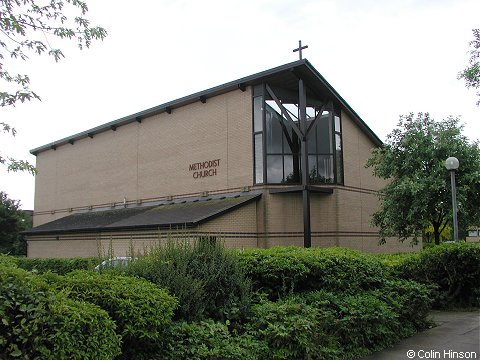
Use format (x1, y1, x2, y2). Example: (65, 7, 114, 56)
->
(293, 40, 308, 60)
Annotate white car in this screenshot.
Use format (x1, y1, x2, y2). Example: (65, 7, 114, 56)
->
(94, 256, 132, 271)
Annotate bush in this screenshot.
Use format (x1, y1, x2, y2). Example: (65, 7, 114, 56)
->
(392, 243, 480, 307)
(301, 290, 401, 358)
(124, 239, 252, 322)
(244, 297, 339, 360)
(45, 270, 177, 358)
(14, 256, 99, 274)
(157, 320, 264, 360)
(0, 265, 121, 359)
(237, 247, 389, 299)
(371, 279, 434, 334)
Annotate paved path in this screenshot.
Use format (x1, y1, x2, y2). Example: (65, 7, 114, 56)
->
(363, 311, 479, 360)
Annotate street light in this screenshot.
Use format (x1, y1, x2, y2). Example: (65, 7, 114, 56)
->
(445, 157, 459, 242)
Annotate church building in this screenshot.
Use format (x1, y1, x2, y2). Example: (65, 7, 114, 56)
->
(24, 59, 421, 257)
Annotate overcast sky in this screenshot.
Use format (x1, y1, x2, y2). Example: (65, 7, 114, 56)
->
(1, 0, 479, 210)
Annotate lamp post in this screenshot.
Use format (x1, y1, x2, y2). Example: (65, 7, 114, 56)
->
(445, 157, 459, 242)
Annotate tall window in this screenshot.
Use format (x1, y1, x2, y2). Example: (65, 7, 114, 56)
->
(334, 114, 344, 184)
(253, 93, 264, 184)
(253, 84, 343, 185)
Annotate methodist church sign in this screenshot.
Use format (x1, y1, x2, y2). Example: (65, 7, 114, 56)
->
(189, 159, 221, 179)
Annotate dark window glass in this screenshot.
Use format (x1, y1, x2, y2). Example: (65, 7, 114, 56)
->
(267, 155, 283, 183)
(308, 155, 318, 183)
(316, 115, 332, 154)
(266, 111, 283, 153)
(254, 134, 263, 184)
(283, 155, 296, 183)
(307, 124, 316, 153)
(335, 131, 344, 184)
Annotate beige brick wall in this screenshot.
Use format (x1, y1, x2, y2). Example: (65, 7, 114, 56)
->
(33, 88, 253, 226)
(342, 110, 386, 191)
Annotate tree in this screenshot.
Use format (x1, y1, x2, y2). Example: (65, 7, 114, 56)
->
(0, 191, 32, 255)
(366, 113, 480, 245)
(1, 0, 107, 174)
(458, 29, 480, 106)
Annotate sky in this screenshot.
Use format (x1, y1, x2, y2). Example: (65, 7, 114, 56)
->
(1, 0, 479, 210)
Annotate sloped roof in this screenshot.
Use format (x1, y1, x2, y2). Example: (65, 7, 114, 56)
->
(30, 59, 382, 155)
(24, 194, 260, 235)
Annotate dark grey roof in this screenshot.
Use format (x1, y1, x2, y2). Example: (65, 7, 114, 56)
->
(24, 194, 260, 235)
(30, 59, 382, 155)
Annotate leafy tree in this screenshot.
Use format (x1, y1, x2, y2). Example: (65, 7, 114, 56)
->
(458, 29, 480, 106)
(1, 0, 107, 174)
(366, 113, 480, 245)
(0, 191, 32, 255)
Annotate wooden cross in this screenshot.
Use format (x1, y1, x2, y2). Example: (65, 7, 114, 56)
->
(293, 40, 308, 60)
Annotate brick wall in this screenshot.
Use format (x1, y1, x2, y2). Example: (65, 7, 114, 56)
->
(33, 88, 253, 226)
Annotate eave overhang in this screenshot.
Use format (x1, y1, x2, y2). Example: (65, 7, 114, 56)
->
(23, 194, 261, 236)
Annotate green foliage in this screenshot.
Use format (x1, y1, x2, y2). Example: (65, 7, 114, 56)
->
(237, 247, 389, 299)
(393, 243, 480, 307)
(366, 113, 480, 244)
(0, 191, 31, 255)
(245, 298, 339, 360)
(45, 270, 177, 357)
(370, 279, 434, 333)
(0, 264, 121, 359)
(301, 290, 401, 358)
(374, 252, 419, 267)
(1, 0, 107, 173)
(14, 256, 99, 274)
(458, 29, 480, 106)
(158, 320, 264, 360)
(124, 239, 252, 322)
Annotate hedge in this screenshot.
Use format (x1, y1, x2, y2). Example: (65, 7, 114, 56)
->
(14, 256, 99, 274)
(0, 265, 121, 359)
(158, 320, 264, 360)
(237, 247, 390, 299)
(245, 297, 339, 360)
(44, 270, 178, 358)
(240, 279, 433, 360)
(382, 243, 480, 307)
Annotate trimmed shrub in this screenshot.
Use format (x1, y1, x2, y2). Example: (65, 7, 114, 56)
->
(301, 290, 401, 358)
(392, 243, 480, 307)
(0, 265, 121, 359)
(237, 247, 389, 299)
(14, 256, 99, 274)
(124, 239, 252, 322)
(158, 320, 265, 360)
(45, 270, 177, 358)
(244, 297, 339, 360)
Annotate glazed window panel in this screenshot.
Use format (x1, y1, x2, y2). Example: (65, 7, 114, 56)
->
(318, 155, 334, 183)
(254, 133, 264, 184)
(316, 115, 333, 154)
(266, 111, 283, 154)
(266, 155, 283, 183)
(254, 84, 344, 185)
(253, 96, 263, 133)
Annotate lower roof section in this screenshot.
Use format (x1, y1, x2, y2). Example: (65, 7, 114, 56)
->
(24, 194, 260, 235)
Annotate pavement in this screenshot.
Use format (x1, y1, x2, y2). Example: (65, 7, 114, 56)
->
(363, 310, 480, 360)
